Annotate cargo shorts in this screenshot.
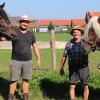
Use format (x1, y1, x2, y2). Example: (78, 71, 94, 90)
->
(10, 60, 32, 81)
(69, 64, 89, 84)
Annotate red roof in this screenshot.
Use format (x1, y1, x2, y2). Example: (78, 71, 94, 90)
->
(90, 12, 100, 16)
(11, 19, 85, 27)
(10, 12, 100, 28)
(11, 21, 39, 28)
(71, 19, 85, 26)
(39, 19, 71, 26)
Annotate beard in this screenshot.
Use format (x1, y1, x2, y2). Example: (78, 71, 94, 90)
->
(19, 26, 27, 31)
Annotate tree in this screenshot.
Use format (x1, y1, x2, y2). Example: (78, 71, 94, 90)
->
(48, 21, 54, 31)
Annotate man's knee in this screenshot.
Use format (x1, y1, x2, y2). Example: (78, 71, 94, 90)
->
(23, 79, 29, 83)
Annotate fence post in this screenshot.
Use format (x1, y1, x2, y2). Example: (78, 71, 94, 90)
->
(50, 29, 56, 69)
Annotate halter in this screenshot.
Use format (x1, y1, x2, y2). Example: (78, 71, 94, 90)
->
(82, 39, 96, 52)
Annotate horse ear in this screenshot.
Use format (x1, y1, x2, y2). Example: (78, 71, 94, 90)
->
(85, 12, 89, 24)
(0, 2, 5, 8)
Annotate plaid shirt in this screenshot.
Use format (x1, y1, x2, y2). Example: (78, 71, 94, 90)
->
(63, 39, 88, 65)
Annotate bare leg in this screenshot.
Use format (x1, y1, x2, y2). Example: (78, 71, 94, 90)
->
(22, 79, 29, 100)
(22, 79, 29, 93)
(69, 84, 76, 100)
(8, 81, 17, 100)
(9, 81, 17, 94)
(83, 84, 89, 100)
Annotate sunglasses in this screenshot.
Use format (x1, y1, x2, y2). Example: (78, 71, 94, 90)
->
(20, 20, 30, 24)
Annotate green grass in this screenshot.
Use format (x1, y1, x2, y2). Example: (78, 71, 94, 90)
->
(0, 49, 100, 100)
(35, 32, 72, 41)
(0, 49, 100, 73)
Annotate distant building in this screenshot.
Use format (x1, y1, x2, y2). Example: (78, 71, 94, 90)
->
(8, 12, 100, 32)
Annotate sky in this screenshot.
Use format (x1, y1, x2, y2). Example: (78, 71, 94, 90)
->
(0, 0, 100, 19)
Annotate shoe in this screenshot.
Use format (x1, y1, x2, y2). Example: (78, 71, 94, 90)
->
(8, 94, 14, 100)
(23, 93, 28, 100)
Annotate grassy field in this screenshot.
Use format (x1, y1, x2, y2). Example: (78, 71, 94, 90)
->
(35, 32, 72, 41)
(0, 32, 100, 100)
(0, 49, 100, 100)
(0, 49, 100, 73)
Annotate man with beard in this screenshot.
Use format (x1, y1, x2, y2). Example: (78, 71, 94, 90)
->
(8, 15, 41, 100)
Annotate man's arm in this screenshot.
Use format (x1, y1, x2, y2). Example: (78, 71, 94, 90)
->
(60, 57, 67, 75)
(60, 42, 69, 75)
(61, 57, 67, 67)
(32, 43, 41, 68)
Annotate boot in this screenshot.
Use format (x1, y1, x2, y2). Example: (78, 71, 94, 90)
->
(23, 93, 28, 100)
(8, 94, 14, 100)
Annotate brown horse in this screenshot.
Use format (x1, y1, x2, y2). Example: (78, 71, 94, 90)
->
(0, 2, 16, 40)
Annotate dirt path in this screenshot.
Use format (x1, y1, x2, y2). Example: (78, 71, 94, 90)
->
(0, 41, 66, 49)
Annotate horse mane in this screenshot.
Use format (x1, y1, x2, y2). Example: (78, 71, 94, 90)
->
(83, 16, 100, 41)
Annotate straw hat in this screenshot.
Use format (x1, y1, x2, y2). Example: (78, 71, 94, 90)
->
(19, 15, 31, 22)
(70, 26, 84, 35)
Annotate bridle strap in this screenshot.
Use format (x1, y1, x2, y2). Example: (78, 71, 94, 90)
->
(82, 39, 96, 52)
(82, 39, 93, 46)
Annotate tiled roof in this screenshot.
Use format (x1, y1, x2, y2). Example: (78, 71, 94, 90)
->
(71, 19, 85, 26)
(11, 19, 86, 28)
(91, 12, 100, 16)
(9, 12, 100, 28)
(11, 21, 39, 28)
(39, 19, 71, 26)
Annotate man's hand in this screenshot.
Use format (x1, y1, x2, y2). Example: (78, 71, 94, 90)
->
(37, 59, 41, 68)
(60, 67, 64, 76)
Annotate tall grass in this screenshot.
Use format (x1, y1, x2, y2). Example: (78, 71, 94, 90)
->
(0, 49, 100, 100)
(0, 49, 100, 73)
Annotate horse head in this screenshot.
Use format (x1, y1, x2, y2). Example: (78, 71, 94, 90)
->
(83, 16, 100, 50)
(0, 2, 16, 40)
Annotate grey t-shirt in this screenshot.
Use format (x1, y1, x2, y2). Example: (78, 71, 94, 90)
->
(11, 29, 36, 61)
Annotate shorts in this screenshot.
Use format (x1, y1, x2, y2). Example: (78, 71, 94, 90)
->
(10, 60, 32, 81)
(69, 65, 89, 84)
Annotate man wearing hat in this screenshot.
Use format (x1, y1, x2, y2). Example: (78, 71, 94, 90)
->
(8, 15, 41, 100)
(60, 26, 89, 100)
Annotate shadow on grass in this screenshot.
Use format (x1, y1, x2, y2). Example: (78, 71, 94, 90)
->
(89, 87, 100, 100)
(0, 77, 9, 100)
(40, 78, 69, 100)
(40, 78, 100, 100)
(0, 77, 23, 100)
